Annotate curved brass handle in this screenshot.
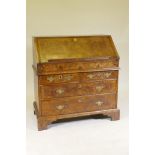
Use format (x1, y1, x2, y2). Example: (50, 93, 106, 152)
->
(96, 86, 104, 92)
(47, 75, 73, 82)
(87, 74, 94, 79)
(87, 72, 112, 79)
(47, 76, 54, 82)
(56, 88, 64, 95)
(56, 105, 65, 110)
(95, 101, 104, 106)
(104, 72, 112, 78)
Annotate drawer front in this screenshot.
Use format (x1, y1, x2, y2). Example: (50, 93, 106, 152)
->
(40, 80, 117, 99)
(39, 73, 79, 84)
(39, 71, 118, 84)
(38, 60, 119, 75)
(81, 71, 118, 81)
(41, 94, 117, 116)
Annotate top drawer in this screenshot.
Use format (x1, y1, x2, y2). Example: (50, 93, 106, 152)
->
(39, 70, 118, 84)
(37, 59, 119, 75)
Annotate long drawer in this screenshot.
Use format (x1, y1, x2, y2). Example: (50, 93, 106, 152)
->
(37, 60, 119, 75)
(40, 80, 117, 99)
(39, 71, 118, 84)
(41, 93, 117, 116)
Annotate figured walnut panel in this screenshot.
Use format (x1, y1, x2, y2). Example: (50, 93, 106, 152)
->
(41, 94, 117, 116)
(80, 70, 118, 82)
(33, 35, 120, 130)
(37, 60, 119, 75)
(39, 70, 118, 84)
(35, 36, 119, 62)
(40, 80, 117, 99)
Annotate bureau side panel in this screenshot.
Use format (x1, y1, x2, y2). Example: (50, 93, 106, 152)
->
(32, 37, 41, 114)
(112, 60, 119, 109)
(33, 73, 40, 112)
(115, 69, 119, 109)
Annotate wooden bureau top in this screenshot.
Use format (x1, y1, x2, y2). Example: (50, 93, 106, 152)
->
(33, 35, 119, 63)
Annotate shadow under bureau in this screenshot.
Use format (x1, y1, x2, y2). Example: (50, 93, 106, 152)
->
(32, 35, 120, 130)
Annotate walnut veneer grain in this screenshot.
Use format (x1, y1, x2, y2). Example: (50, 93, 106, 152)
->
(32, 35, 120, 130)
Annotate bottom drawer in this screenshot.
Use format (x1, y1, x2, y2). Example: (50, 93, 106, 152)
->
(41, 93, 117, 116)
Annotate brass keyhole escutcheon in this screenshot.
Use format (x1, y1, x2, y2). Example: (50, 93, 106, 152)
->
(59, 75, 63, 79)
(73, 38, 77, 42)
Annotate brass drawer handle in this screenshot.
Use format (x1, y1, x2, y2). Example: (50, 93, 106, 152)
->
(47, 76, 54, 82)
(96, 86, 104, 92)
(95, 101, 104, 106)
(56, 105, 65, 110)
(47, 75, 73, 82)
(87, 72, 112, 79)
(104, 72, 112, 78)
(56, 88, 64, 95)
(87, 74, 94, 79)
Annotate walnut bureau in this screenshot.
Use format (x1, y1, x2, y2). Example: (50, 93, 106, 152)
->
(32, 35, 120, 130)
